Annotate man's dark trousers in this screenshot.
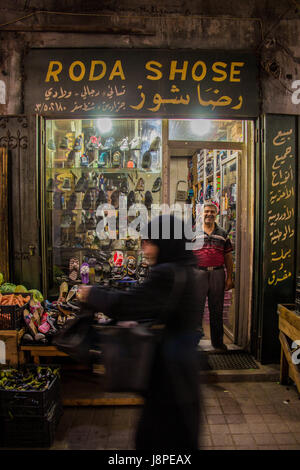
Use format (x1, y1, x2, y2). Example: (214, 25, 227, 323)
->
(197, 267, 225, 347)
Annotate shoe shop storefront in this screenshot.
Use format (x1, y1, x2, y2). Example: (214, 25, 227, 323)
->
(2, 47, 296, 365)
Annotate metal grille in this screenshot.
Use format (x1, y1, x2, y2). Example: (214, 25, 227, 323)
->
(199, 351, 259, 370)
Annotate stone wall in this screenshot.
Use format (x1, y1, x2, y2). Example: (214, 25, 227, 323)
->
(0, 0, 300, 115)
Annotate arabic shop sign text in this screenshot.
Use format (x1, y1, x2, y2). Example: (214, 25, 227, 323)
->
(266, 127, 296, 289)
(25, 49, 259, 118)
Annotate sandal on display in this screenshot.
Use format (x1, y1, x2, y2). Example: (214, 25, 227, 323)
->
(66, 284, 79, 302)
(103, 137, 115, 150)
(94, 264, 103, 283)
(111, 190, 120, 209)
(75, 176, 88, 192)
(59, 136, 70, 150)
(47, 139, 56, 151)
(120, 178, 129, 194)
(82, 190, 93, 210)
(141, 151, 152, 169)
(149, 136, 161, 151)
(58, 281, 69, 302)
(96, 189, 108, 206)
(119, 137, 129, 151)
(112, 150, 121, 168)
(73, 135, 83, 151)
(66, 192, 77, 210)
(152, 176, 162, 193)
(144, 190, 153, 210)
(135, 177, 145, 192)
(80, 262, 90, 284)
(80, 153, 89, 167)
(69, 258, 80, 281)
(62, 178, 71, 191)
(129, 136, 141, 150)
(113, 250, 124, 267)
(127, 190, 135, 208)
(87, 136, 101, 150)
(127, 255, 137, 277)
(98, 151, 109, 168)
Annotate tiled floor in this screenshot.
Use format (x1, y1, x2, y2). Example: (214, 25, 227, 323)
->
(1, 380, 300, 450)
(44, 380, 300, 450)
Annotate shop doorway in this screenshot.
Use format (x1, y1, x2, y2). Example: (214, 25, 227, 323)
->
(167, 120, 255, 350)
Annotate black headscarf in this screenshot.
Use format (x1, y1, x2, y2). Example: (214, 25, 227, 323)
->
(145, 214, 196, 265)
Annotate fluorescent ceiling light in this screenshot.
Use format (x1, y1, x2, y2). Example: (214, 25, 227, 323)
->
(190, 119, 212, 136)
(96, 118, 112, 134)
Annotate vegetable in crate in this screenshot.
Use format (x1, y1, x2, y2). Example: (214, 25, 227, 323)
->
(0, 283, 16, 294)
(0, 293, 30, 306)
(0, 272, 3, 285)
(28, 289, 44, 303)
(14, 285, 28, 293)
(0, 366, 60, 391)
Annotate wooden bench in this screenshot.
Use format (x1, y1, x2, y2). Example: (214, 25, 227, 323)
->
(20, 345, 69, 364)
(278, 304, 300, 394)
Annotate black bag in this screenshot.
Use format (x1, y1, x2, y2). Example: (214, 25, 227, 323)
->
(101, 267, 186, 393)
(100, 325, 160, 393)
(52, 308, 96, 364)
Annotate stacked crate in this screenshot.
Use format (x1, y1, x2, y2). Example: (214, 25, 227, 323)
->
(0, 365, 62, 447)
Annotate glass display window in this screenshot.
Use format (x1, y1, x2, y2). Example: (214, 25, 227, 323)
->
(169, 119, 244, 142)
(44, 118, 162, 296)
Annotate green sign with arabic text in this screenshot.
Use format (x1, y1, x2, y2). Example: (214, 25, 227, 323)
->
(25, 49, 259, 118)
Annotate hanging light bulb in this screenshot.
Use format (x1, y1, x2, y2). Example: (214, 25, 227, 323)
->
(96, 118, 112, 134)
(190, 119, 212, 136)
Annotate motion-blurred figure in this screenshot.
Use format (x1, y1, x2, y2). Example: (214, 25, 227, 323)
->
(78, 214, 201, 450)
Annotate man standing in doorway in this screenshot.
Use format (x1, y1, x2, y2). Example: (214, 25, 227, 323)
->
(193, 201, 234, 351)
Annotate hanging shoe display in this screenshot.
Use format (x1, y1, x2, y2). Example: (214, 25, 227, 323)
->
(129, 136, 142, 150)
(44, 120, 165, 291)
(80, 153, 89, 167)
(112, 150, 121, 168)
(149, 136, 161, 151)
(152, 176, 162, 193)
(141, 151, 152, 169)
(127, 255, 137, 277)
(47, 139, 56, 151)
(98, 151, 109, 168)
(80, 262, 90, 284)
(59, 136, 70, 150)
(73, 135, 83, 151)
(144, 190, 153, 210)
(127, 190, 135, 208)
(82, 190, 92, 210)
(135, 177, 145, 192)
(119, 137, 129, 151)
(66, 192, 77, 210)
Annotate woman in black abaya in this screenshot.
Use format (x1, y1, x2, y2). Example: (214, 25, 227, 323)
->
(78, 214, 201, 450)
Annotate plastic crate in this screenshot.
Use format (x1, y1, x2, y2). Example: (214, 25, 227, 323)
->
(0, 293, 31, 330)
(0, 366, 61, 418)
(0, 401, 63, 448)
